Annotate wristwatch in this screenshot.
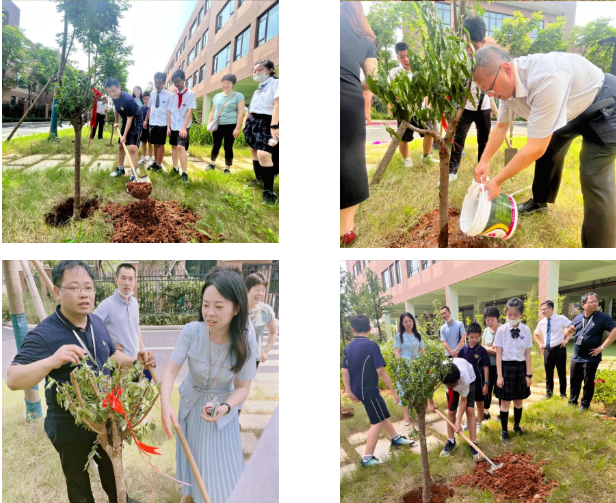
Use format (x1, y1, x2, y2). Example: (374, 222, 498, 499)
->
(270, 124, 279, 129)
(526, 374, 533, 378)
(485, 381, 490, 386)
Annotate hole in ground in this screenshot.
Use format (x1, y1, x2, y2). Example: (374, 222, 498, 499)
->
(45, 197, 99, 227)
(402, 484, 454, 503)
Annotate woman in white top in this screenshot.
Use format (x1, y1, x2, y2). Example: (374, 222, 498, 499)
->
(243, 59, 279, 204)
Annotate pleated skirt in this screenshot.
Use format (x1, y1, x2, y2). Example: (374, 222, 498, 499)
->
(177, 393, 244, 503)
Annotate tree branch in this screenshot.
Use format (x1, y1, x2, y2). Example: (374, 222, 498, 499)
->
(71, 373, 86, 408)
(65, 389, 105, 435)
(401, 119, 441, 142)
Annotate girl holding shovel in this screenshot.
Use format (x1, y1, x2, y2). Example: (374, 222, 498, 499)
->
(160, 266, 257, 503)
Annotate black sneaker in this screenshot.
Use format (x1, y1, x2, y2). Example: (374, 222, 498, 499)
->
(470, 441, 480, 461)
(518, 198, 548, 215)
(439, 439, 456, 457)
(150, 163, 163, 172)
(110, 166, 125, 177)
(541, 394, 552, 400)
(249, 178, 263, 187)
(559, 394, 567, 399)
(500, 431, 510, 445)
(181, 172, 189, 183)
(262, 190, 278, 204)
(513, 425, 524, 436)
(223, 168, 231, 174)
(579, 406, 589, 413)
(173, 166, 180, 174)
(484, 412, 491, 421)
(205, 163, 216, 171)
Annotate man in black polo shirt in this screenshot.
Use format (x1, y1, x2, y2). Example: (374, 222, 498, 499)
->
(7, 260, 156, 503)
(568, 292, 616, 412)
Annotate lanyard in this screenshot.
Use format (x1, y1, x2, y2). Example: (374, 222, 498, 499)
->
(56, 312, 98, 369)
(206, 331, 230, 400)
(580, 315, 594, 340)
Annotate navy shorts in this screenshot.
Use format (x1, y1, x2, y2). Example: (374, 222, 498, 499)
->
(140, 126, 150, 144)
(446, 382, 476, 411)
(170, 128, 190, 150)
(119, 120, 142, 147)
(149, 125, 167, 146)
(361, 395, 391, 425)
(397, 116, 426, 142)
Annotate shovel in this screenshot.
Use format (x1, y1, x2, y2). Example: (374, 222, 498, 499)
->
(114, 124, 151, 184)
(433, 408, 503, 474)
(147, 367, 212, 503)
(504, 107, 518, 167)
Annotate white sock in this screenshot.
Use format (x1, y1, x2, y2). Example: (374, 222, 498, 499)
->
(448, 437, 455, 443)
(363, 454, 373, 461)
(148, 156, 153, 161)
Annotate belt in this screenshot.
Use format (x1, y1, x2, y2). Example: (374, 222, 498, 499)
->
(580, 97, 615, 117)
(547, 345, 563, 351)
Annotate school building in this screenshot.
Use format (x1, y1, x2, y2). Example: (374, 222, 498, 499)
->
(164, 0, 279, 123)
(345, 260, 616, 329)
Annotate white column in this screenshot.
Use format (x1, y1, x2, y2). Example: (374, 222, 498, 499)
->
(547, 261, 560, 305)
(447, 285, 459, 319)
(405, 299, 415, 317)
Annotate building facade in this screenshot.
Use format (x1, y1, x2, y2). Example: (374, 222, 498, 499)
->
(346, 260, 616, 329)
(164, 0, 279, 123)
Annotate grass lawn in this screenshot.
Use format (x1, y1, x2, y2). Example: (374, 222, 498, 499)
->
(2, 127, 278, 243)
(353, 135, 584, 248)
(340, 346, 616, 503)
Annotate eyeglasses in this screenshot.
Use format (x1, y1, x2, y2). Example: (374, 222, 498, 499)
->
(59, 286, 95, 293)
(486, 65, 501, 96)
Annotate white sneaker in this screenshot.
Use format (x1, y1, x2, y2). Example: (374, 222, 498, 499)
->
(462, 421, 468, 431)
(436, 173, 458, 187)
(147, 158, 154, 166)
(421, 155, 439, 166)
(402, 157, 414, 168)
(138, 157, 146, 165)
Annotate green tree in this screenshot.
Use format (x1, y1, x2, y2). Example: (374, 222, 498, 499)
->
(570, 17, 616, 73)
(2, 25, 28, 88)
(492, 11, 543, 58)
(522, 286, 540, 335)
(529, 16, 569, 55)
(367, 2, 411, 72)
(92, 32, 133, 90)
(358, 268, 394, 341)
(368, 1, 474, 247)
(340, 268, 360, 344)
(24, 44, 60, 102)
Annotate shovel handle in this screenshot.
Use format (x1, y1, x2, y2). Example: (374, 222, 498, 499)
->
(432, 407, 489, 460)
(147, 366, 212, 503)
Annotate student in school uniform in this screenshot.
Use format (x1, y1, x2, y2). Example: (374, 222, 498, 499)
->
(105, 78, 144, 180)
(341, 315, 414, 467)
(493, 297, 533, 445)
(138, 92, 154, 168)
(482, 306, 501, 420)
(533, 300, 575, 400)
(91, 97, 108, 140)
(144, 72, 172, 172)
(243, 59, 279, 204)
(167, 69, 196, 183)
(427, 358, 480, 460)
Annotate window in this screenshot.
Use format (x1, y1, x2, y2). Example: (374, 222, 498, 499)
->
(355, 261, 361, 274)
(205, 0, 211, 13)
(180, 61, 185, 71)
(183, 37, 186, 51)
(363, 260, 368, 268)
(389, 265, 395, 286)
(188, 49, 195, 64)
(176, 48, 181, 61)
(257, 2, 279, 46)
(435, 2, 451, 29)
(483, 11, 513, 37)
(198, 7, 204, 25)
(199, 64, 206, 83)
(381, 270, 390, 290)
(196, 39, 201, 56)
(202, 29, 209, 48)
(421, 260, 430, 270)
(406, 260, 420, 277)
(190, 19, 197, 39)
(234, 26, 251, 60)
(395, 261, 402, 284)
(216, 1, 234, 33)
(193, 71, 198, 87)
(212, 43, 231, 74)
(186, 76, 192, 89)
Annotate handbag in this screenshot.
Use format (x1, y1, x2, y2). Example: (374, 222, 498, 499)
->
(207, 92, 237, 132)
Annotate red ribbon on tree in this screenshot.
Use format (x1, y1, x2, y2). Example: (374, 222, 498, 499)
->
(90, 87, 103, 129)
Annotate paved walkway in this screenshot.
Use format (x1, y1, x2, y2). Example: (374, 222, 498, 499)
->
(340, 359, 612, 478)
(2, 121, 72, 139)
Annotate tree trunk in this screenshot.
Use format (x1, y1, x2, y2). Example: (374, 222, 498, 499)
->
(73, 118, 82, 219)
(105, 421, 127, 503)
(6, 77, 56, 141)
(370, 123, 406, 185)
(375, 317, 383, 341)
(437, 140, 450, 248)
(108, 123, 115, 146)
(417, 405, 432, 503)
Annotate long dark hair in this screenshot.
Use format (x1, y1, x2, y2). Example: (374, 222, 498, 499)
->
(132, 86, 143, 100)
(399, 312, 421, 343)
(254, 59, 278, 79)
(198, 266, 249, 372)
(340, 1, 375, 42)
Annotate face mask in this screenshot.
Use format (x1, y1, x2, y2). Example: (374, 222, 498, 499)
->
(509, 318, 521, 327)
(253, 72, 268, 83)
(118, 290, 134, 300)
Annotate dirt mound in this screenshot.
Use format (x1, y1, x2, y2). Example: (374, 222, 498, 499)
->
(341, 408, 355, 420)
(101, 199, 210, 243)
(402, 484, 453, 503)
(451, 452, 557, 502)
(126, 182, 152, 200)
(45, 197, 99, 226)
(392, 206, 500, 248)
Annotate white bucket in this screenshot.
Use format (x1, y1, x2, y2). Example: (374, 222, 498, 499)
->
(460, 181, 518, 240)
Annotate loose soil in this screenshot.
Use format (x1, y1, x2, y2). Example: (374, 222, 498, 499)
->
(341, 408, 355, 420)
(391, 206, 501, 248)
(101, 199, 210, 243)
(126, 182, 152, 200)
(451, 452, 557, 502)
(401, 484, 454, 503)
(45, 197, 99, 226)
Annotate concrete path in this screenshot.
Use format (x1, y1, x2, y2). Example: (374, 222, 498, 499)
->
(2, 121, 72, 139)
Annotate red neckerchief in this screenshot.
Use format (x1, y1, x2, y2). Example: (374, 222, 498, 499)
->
(175, 88, 188, 109)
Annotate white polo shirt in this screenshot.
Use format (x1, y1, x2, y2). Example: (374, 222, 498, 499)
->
(168, 88, 196, 131)
(534, 314, 574, 349)
(465, 81, 491, 111)
(497, 52, 604, 138)
(148, 89, 173, 126)
(97, 101, 108, 115)
(249, 77, 279, 115)
(449, 358, 476, 397)
(494, 322, 533, 362)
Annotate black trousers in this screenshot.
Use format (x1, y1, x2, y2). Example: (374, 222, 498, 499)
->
(90, 115, 106, 140)
(52, 437, 123, 503)
(484, 364, 498, 410)
(569, 360, 600, 408)
(530, 73, 616, 247)
(211, 123, 236, 166)
(449, 108, 492, 174)
(544, 346, 567, 396)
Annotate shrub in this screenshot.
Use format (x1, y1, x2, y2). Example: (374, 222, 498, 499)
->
(594, 361, 616, 416)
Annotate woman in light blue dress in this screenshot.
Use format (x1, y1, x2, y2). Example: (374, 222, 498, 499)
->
(160, 266, 257, 503)
(395, 312, 425, 425)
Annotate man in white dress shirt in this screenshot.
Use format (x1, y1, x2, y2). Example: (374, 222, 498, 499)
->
(472, 46, 616, 247)
(533, 300, 575, 400)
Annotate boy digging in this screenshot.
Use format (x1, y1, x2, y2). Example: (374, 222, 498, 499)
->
(168, 70, 196, 183)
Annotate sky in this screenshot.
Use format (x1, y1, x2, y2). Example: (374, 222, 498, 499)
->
(14, 0, 198, 91)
